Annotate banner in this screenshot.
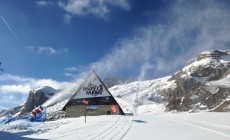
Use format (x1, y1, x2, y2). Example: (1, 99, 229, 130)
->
(111, 105, 116, 113)
(73, 74, 110, 99)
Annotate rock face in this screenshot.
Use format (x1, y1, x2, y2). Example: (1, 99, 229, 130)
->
(0, 106, 23, 117)
(20, 86, 56, 115)
(166, 50, 230, 112)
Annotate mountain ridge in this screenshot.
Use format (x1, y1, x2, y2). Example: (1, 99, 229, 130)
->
(1, 50, 230, 117)
(0, 86, 57, 117)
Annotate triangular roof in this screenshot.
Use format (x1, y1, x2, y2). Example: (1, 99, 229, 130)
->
(62, 70, 124, 114)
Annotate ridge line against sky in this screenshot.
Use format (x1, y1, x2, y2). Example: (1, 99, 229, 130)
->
(0, 0, 230, 109)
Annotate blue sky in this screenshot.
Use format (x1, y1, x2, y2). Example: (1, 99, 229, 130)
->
(0, 0, 230, 110)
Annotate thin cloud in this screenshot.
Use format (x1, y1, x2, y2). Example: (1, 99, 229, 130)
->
(64, 66, 85, 78)
(0, 85, 31, 94)
(65, 66, 84, 72)
(36, 1, 54, 7)
(90, 0, 230, 80)
(26, 46, 68, 55)
(58, 0, 130, 19)
(64, 14, 72, 24)
(0, 74, 73, 94)
(0, 73, 74, 109)
(0, 74, 33, 83)
(138, 63, 155, 80)
(0, 106, 8, 110)
(64, 73, 74, 77)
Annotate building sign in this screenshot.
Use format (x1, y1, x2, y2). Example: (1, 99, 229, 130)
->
(73, 74, 110, 99)
(86, 105, 97, 115)
(83, 83, 103, 97)
(86, 105, 97, 110)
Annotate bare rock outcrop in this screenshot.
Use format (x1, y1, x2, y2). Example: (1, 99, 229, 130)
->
(166, 50, 230, 112)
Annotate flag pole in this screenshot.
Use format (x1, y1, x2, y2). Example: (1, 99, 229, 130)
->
(83, 99, 89, 123)
(85, 105, 86, 123)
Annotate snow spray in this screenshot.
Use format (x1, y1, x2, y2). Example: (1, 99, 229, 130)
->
(41, 75, 86, 108)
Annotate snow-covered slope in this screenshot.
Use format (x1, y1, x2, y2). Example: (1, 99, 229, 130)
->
(1, 112, 230, 140)
(109, 76, 176, 114)
(43, 76, 176, 116)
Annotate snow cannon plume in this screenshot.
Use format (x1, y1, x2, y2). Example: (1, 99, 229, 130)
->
(41, 77, 84, 108)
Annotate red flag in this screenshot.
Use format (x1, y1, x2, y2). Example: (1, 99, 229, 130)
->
(111, 105, 116, 113)
(83, 99, 89, 105)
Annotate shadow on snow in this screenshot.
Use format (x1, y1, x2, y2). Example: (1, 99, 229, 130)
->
(132, 120, 147, 123)
(0, 131, 47, 140)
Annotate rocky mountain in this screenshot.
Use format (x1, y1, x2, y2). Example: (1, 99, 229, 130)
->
(20, 86, 57, 114)
(110, 50, 230, 113)
(0, 86, 57, 117)
(166, 50, 230, 112)
(0, 105, 23, 117)
(1, 50, 230, 116)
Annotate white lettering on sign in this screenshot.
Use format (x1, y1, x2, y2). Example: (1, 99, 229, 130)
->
(83, 83, 103, 97)
(73, 73, 110, 99)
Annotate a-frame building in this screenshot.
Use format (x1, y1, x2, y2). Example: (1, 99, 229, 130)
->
(62, 71, 125, 117)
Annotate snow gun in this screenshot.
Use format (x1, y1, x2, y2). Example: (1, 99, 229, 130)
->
(32, 105, 43, 115)
(30, 105, 47, 122)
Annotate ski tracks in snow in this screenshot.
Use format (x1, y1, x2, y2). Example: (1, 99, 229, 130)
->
(167, 117, 230, 138)
(89, 116, 133, 140)
(56, 115, 133, 140)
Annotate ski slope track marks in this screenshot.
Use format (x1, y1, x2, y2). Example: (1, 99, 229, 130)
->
(167, 117, 230, 139)
(89, 116, 133, 140)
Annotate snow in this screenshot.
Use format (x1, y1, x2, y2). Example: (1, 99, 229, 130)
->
(1, 112, 230, 140)
(46, 100, 68, 114)
(1, 95, 229, 139)
(182, 58, 214, 73)
(182, 51, 230, 77)
(110, 76, 174, 101)
(34, 86, 57, 95)
(200, 51, 213, 55)
(207, 74, 230, 88)
(43, 76, 174, 115)
(0, 131, 34, 140)
(125, 112, 230, 140)
(220, 55, 230, 62)
(1, 83, 230, 140)
(2, 57, 230, 140)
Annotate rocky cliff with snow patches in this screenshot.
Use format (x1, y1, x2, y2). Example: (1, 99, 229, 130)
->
(20, 86, 57, 114)
(166, 50, 230, 112)
(110, 50, 230, 113)
(0, 86, 56, 117)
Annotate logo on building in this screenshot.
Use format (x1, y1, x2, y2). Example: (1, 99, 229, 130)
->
(83, 83, 104, 97)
